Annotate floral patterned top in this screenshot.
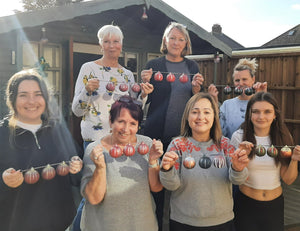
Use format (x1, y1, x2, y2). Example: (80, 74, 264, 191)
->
(72, 61, 139, 142)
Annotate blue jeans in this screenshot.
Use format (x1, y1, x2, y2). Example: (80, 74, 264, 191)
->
(71, 199, 85, 231)
(71, 140, 93, 231)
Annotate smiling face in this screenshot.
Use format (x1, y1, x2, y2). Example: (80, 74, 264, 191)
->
(15, 80, 46, 124)
(100, 34, 122, 60)
(233, 69, 255, 97)
(251, 101, 276, 136)
(165, 28, 187, 61)
(188, 98, 214, 141)
(110, 108, 139, 145)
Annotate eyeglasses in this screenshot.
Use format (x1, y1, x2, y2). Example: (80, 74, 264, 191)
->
(118, 96, 143, 108)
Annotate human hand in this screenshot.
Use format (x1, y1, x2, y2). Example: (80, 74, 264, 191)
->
(85, 78, 100, 94)
(230, 149, 249, 172)
(291, 145, 300, 161)
(141, 68, 153, 83)
(208, 84, 219, 103)
(140, 82, 154, 97)
(192, 73, 204, 94)
(90, 145, 106, 169)
(2, 168, 24, 188)
(69, 156, 83, 174)
(149, 139, 163, 164)
(161, 151, 179, 171)
(238, 141, 254, 156)
(253, 81, 267, 93)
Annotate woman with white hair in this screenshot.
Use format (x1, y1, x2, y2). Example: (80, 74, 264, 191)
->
(72, 24, 153, 150)
(71, 24, 153, 231)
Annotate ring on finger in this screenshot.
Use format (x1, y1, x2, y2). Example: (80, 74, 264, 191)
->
(94, 156, 98, 160)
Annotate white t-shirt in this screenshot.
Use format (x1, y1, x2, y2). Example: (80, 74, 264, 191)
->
(231, 129, 281, 190)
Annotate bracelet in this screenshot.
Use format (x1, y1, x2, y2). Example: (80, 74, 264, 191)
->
(149, 159, 159, 168)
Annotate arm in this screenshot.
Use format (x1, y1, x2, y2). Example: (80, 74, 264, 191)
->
(219, 102, 228, 137)
(81, 145, 107, 205)
(159, 140, 182, 191)
(281, 145, 300, 185)
(148, 139, 164, 192)
(72, 63, 97, 117)
(222, 137, 249, 185)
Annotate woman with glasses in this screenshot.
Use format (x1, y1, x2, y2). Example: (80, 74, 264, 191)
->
(160, 93, 249, 231)
(80, 95, 163, 231)
(230, 92, 300, 231)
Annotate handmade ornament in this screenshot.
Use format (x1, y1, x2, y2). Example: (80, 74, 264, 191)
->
(183, 155, 196, 169)
(137, 142, 149, 155)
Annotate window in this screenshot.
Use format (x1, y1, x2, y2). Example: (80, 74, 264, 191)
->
(22, 42, 62, 109)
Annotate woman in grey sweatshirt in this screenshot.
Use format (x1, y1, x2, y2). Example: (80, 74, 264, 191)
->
(160, 93, 249, 231)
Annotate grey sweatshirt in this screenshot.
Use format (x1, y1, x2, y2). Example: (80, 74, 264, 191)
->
(160, 136, 248, 227)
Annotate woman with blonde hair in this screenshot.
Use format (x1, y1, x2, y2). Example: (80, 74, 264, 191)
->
(218, 58, 267, 139)
(160, 92, 249, 231)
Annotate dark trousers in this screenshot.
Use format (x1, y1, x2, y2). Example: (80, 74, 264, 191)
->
(152, 188, 165, 231)
(170, 219, 234, 231)
(234, 190, 284, 231)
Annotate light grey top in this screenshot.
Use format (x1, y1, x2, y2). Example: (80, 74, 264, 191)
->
(219, 97, 249, 139)
(80, 134, 158, 231)
(160, 136, 248, 227)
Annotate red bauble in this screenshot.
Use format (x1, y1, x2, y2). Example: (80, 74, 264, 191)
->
(154, 71, 163, 81)
(42, 164, 56, 180)
(166, 72, 175, 82)
(183, 155, 196, 169)
(179, 73, 188, 83)
(137, 142, 149, 155)
(119, 83, 129, 92)
(255, 144, 266, 157)
(109, 145, 123, 158)
(56, 161, 70, 176)
(123, 143, 136, 157)
(24, 167, 40, 184)
(267, 145, 278, 158)
(106, 82, 115, 91)
(131, 83, 141, 93)
(280, 145, 292, 158)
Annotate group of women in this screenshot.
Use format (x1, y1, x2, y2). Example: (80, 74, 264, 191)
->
(1, 21, 299, 231)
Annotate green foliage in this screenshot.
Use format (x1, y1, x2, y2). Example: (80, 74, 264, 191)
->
(22, 0, 83, 11)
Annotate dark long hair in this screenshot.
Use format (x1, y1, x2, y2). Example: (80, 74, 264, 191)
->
(6, 69, 50, 124)
(241, 92, 294, 164)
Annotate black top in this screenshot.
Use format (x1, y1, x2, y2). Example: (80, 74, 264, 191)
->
(0, 119, 81, 231)
(144, 56, 202, 150)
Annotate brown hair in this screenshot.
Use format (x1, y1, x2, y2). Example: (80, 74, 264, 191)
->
(241, 92, 294, 165)
(6, 69, 50, 124)
(110, 95, 143, 126)
(180, 92, 222, 147)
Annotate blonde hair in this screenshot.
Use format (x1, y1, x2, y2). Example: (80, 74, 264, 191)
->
(180, 92, 222, 147)
(160, 22, 192, 57)
(97, 24, 124, 45)
(233, 58, 258, 78)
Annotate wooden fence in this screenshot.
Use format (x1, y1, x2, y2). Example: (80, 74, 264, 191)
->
(191, 47, 300, 144)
